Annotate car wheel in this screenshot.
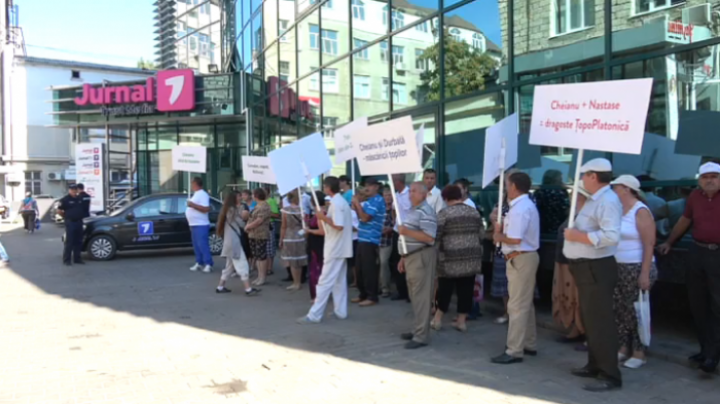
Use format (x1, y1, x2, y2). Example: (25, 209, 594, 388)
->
(88, 235, 116, 261)
(209, 233, 223, 255)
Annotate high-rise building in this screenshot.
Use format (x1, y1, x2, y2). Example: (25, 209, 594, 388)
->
(154, 0, 223, 73)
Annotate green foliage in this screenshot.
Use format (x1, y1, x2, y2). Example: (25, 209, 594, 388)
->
(417, 29, 497, 102)
(137, 58, 156, 70)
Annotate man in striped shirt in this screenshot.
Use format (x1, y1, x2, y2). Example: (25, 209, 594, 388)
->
(398, 182, 438, 349)
(351, 178, 386, 307)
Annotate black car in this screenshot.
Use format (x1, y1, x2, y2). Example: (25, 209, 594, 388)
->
(81, 192, 224, 260)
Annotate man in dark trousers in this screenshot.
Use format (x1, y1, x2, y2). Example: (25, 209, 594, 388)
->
(563, 158, 623, 392)
(57, 184, 86, 266)
(76, 183, 91, 218)
(659, 162, 720, 374)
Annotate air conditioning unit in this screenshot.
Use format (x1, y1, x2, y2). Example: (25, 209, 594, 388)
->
(682, 4, 711, 26)
(47, 172, 63, 181)
(395, 62, 406, 71)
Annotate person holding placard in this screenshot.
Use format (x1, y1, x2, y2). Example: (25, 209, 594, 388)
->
(491, 172, 540, 365)
(351, 178, 386, 307)
(187, 177, 214, 273)
(397, 182, 438, 349)
(389, 174, 413, 302)
(423, 169, 445, 214)
(658, 162, 720, 374)
(298, 177, 353, 324)
(610, 175, 658, 370)
(563, 158, 623, 392)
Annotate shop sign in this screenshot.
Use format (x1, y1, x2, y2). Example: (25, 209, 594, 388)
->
(666, 21, 693, 44)
(75, 143, 105, 213)
(74, 69, 196, 117)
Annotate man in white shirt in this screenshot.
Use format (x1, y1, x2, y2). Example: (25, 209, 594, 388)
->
(423, 169, 445, 214)
(298, 176, 353, 324)
(389, 173, 413, 301)
(454, 178, 477, 209)
(187, 177, 214, 273)
(491, 172, 540, 365)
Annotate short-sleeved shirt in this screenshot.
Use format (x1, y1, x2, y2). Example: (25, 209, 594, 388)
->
(343, 189, 354, 205)
(358, 194, 386, 245)
(186, 189, 210, 226)
(267, 198, 280, 222)
(502, 194, 540, 254)
(426, 186, 445, 214)
(248, 201, 271, 240)
(683, 189, 720, 244)
(402, 201, 437, 255)
(325, 193, 354, 259)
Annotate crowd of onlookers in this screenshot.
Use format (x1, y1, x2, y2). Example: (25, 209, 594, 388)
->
(181, 159, 720, 392)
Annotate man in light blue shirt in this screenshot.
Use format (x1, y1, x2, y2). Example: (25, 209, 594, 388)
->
(351, 178, 386, 306)
(491, 172, 540, 365)
(563, 158, 623, 392)
(339, 175, 354, 205)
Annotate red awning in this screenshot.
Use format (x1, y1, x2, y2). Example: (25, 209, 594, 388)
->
(298, 95, 320, 106)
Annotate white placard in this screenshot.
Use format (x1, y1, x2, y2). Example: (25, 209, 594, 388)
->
(529, 78, 653, 155)
(415, 124, 425, 165)
(482, 113, 519, 188)
(351, 116, 422, 176)
(269, 132, 333, 196)
(172, 145, 207, 173)
(242, 156, 276, 184)
(75, 143, 105, 213)
(334, 117, 368, 164)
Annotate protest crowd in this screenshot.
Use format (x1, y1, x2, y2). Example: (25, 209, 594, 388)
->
(182, 158, 720, 393)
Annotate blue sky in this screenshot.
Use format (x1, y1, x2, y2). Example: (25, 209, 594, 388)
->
(17, 0, 502, 69)
(17, 0, 156, 67)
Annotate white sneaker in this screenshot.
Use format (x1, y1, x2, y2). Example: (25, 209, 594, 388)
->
(202, 265, 213, 273)
(189, 263, 201, 272)
(623, 357, 647, 369)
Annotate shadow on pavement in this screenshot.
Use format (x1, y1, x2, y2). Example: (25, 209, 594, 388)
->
(0, 224, 714, 404)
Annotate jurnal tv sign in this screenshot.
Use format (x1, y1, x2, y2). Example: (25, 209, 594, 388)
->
(74, 69, 196, 115)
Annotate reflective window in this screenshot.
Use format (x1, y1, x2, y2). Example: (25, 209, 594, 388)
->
(383, 5, 405, 31)
(353, 38, 369, 59)
(309, 24, 338, 55)
(352, 0, 365, 21)
(354, 75, 371, 98)
(554, 0, 595, 35)
(134, 197, 174, 218)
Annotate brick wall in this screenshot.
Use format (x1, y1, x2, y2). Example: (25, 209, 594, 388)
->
(501, 0, 720, 59)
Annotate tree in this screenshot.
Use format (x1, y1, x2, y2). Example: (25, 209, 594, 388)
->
(137, 58, 157, 70)
(416, 29, 498, 102)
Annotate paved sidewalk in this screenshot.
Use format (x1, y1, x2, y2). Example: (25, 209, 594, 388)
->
(0, 224, 718, 404)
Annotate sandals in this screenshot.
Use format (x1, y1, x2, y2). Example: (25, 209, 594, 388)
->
(430, 320, 442, 331)
(452, 322, 467, 333)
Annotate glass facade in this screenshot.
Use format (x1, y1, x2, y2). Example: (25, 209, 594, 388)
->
(235, 0, 720, 283)
(236, 0, 719, 190)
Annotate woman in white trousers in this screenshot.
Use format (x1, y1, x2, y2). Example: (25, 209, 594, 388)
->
(216, 191, 260, 296)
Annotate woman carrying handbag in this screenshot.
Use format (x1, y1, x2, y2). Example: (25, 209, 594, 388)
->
(215, 191, 260, 296)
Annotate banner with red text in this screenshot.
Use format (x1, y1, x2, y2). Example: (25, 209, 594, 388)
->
(529, 78, 653, 155)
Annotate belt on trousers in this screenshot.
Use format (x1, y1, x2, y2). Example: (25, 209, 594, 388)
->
(504, 251, 532, 261)
(401, 245, 432, 259)
(694, 241, 720, 251)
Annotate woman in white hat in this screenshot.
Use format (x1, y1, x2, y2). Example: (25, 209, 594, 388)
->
(611, 175, 658, 369)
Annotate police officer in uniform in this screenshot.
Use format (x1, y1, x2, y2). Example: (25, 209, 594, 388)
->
(76, 183, 91, 219)
(58, 184, 85, 266)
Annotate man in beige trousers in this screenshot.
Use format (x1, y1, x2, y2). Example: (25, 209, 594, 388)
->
(397, 182, 438, 350)
(491, 172, 540, 364)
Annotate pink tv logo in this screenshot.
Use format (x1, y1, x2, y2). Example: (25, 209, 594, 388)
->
(157, 69, 195, 112)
